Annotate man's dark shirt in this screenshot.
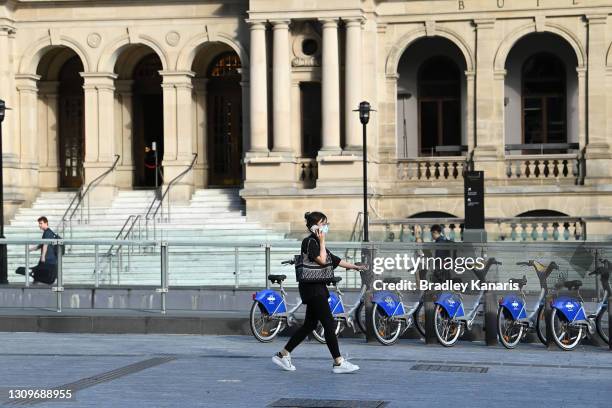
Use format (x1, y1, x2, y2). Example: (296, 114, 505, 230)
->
(41, 228, 58, 265)
(298, 233, 341, 304)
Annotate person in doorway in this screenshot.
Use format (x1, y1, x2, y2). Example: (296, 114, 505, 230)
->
(430, 224, 453, 282)
(272, 211, 367, 374)
(15, 216, 58, 284)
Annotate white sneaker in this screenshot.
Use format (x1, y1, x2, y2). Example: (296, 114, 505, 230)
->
(272, 352, 296, 371)
(332, 358, 360, 374)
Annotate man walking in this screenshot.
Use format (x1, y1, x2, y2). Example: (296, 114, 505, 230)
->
(16, 216, 58, 284)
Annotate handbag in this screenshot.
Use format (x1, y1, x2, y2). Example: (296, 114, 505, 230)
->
(294, 250, 335, 283)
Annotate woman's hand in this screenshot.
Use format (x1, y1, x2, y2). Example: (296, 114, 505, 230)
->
(315, 228, 325, 242)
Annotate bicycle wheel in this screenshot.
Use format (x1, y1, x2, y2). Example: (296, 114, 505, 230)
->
(249, 301, 283, 342)
(414, 302, 426, 338)
(596, 306, 609, 345)
(312, 320, 344, 344)
(354, 301, 367, 334)
(434, 305, 461, 347)
(549, 308, 583, 351)
(497, 306, 524, 349)
(535, 305, 547, 345)
(372, 303, 402, 346)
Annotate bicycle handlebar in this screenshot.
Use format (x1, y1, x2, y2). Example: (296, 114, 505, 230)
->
(516, 261, 531, 266)
(281, 260, 295, 265)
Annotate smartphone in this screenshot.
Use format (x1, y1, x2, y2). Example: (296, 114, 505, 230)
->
(310, 225, 320, 233)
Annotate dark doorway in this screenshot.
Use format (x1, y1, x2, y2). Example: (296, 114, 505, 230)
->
(418, 56, 461, 156)
(132, 54, 164, 188)
(300, 82, 322, 158)
(522, 53, 566, 145)
(207, 52, 242, 186)
(58, 56, 85, 189)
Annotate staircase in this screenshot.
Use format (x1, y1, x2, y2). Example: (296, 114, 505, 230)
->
(5, 188, 295, 286)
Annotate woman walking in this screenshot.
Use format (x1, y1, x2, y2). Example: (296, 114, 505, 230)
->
(272, 211, 366, 374)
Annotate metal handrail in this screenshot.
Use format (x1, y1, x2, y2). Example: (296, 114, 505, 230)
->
(145, 153, 198, 238)
(59, 155, 120, 238)
(106, 215, 142, 257)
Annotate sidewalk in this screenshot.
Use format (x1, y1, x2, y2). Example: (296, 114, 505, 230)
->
(0, 333, 611, 407)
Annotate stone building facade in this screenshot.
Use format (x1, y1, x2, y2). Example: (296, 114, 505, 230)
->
(1, 0, 612, 236)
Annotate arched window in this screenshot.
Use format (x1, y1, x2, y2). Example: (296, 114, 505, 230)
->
(418, 56, 461, 156)
(522, 53, 566, 145)
(208, 52, 241, 78)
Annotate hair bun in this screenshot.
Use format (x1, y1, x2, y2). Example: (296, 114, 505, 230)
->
(304, 211, 311, 219)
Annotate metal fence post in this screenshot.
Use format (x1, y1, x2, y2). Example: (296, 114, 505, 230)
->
(234, 247, 240, 289)
(94, 244, 99, 288)
(158, 242, 169, 314)
(265, 244, 271, 289)
(24, 244, 29, 287)
(54, 240, 64, 312)
(545, 292, 555, 350)
(424, 290, 437, 345)
(484, 290, 498, 346)
(118, 249, 122, 285)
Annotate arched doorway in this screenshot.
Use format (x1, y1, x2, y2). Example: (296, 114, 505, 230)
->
(418, 56, 461, 155)
(120, 52, 164, 188)
(504, 33, 578, 151)
(522, 53, 566, 145)
(206, 52, 243, 186)
(58, 56, 85, 188)
(37, 48, 85, 189)
(396, 37, 468, 158)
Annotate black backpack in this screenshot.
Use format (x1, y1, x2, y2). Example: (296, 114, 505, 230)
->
(47, 229, 66, 257)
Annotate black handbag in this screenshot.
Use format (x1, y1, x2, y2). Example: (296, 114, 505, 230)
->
(294, 252, 335, 283)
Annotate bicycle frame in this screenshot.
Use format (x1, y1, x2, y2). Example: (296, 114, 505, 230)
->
(253, 280, 302, 325)
(371, 289, 423, 330)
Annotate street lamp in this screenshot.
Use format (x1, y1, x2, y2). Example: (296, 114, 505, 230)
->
(355, 101, 375, 242)
(0, 99, 11, 284)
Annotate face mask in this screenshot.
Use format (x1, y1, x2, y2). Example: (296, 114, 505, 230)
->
(321, 224, 329, 234)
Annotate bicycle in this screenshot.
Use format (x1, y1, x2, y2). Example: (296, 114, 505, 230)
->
(249, 260, 304, 342)
(497, 260, 558, 349)
(548, 259, 611, 350)
(433, 258, 501, 347)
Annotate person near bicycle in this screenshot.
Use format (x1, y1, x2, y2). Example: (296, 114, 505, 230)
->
(272, 211, 367, 374)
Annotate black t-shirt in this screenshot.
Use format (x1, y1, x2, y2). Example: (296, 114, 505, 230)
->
(298, 233, 341, 304)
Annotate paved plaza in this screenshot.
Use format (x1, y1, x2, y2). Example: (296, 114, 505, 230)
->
(0, 332, 611, 407)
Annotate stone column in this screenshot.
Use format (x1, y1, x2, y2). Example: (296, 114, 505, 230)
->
(584, 14, 611, 181)
(37, 81, 60, 189)
(473, 19, 505, 180)
(114, 80, 134, 188)
(319, 18, 341, 155)
(271, 19, 292, 154)
(15, 74, 40, 202)
(344, 18, 363, 151)
(160, 71, 196, 202)
(193, 78, 208, 188)
(81, 72, 118, 206)
(248, 20, 269, 154)
(465, 71, 476, 153)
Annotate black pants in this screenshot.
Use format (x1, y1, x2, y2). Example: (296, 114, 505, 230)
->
(15, 263, 57, 284)
(284, 295, 341, 359)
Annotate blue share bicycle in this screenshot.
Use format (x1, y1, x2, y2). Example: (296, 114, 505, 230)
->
(548, 259, 610, 351)
(433, 258, 502, 347)
(250, 260, 305, 342)
(496, 260, 558, 349)
(368, 276, 426, 346)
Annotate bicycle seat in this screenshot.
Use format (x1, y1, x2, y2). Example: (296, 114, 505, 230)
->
(383, 277, 402, 284)
(509, 276, 527, 289)
(268, 274, 286, 284)
(563, 280, 582, 290)
(326, 276, 343, 286)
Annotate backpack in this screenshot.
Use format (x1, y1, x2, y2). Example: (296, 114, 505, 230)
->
(47, 229, 66, 257)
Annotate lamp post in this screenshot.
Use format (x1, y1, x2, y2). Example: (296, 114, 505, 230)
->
(0, 99, 11, 284)
(356, 101, 374, 242)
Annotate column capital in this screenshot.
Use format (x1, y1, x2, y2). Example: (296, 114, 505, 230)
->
(246, 19, 267, 29)
(576, 66, 587, 77)
(269, 19, 290, 28)
(0, 24, 16, 36)
(493, 69, 507, 80)
(319, 18, 340, 27)
(343, 17, 365, 26)
(464, 70, 476, 79)
(159, 70, 195, 87)
(15, 74, 41, 92)
(474, 18, 496, 29)
(80, 72, 117, 90)
(586, 14, 608, 24)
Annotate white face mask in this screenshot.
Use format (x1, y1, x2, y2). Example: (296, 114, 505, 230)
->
(320, 224, 329, 234)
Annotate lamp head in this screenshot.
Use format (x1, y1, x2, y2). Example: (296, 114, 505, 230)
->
(358, 101, 371, 125)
